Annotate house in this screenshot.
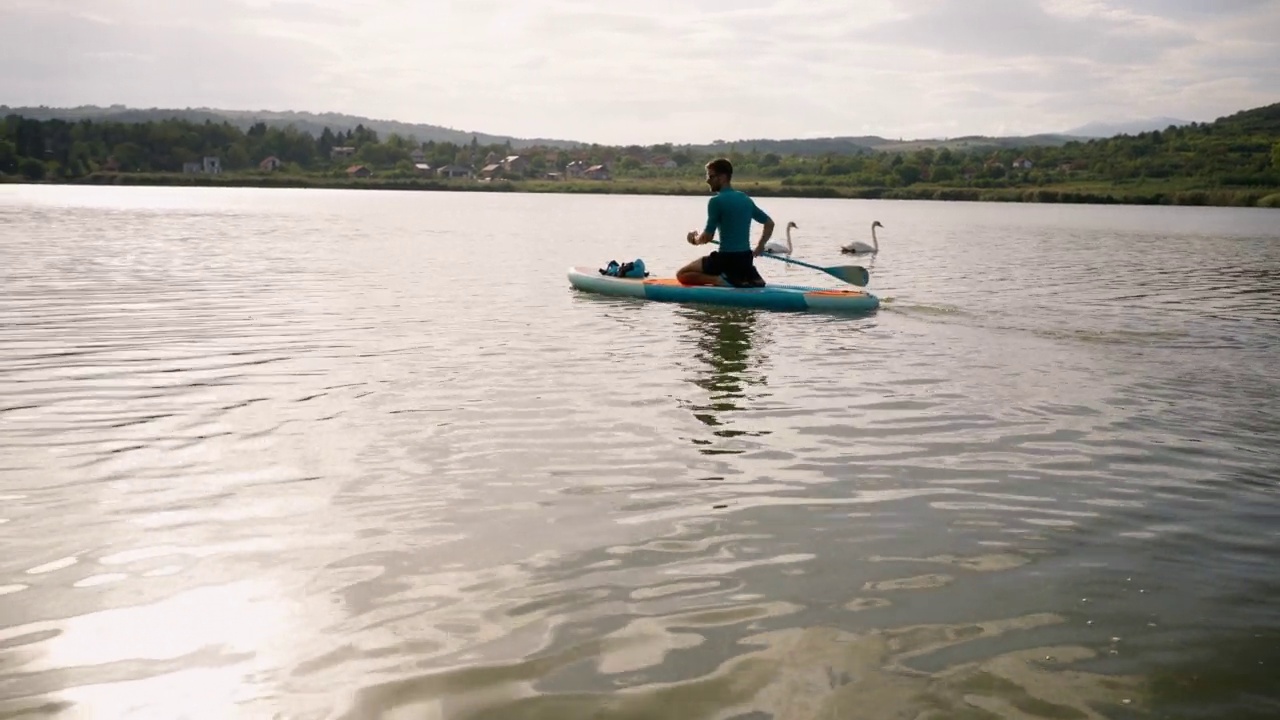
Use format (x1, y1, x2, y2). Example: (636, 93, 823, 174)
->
(501, 155, 527, 174)
(584, 164, 611, 180)
(331, 146, 356, 159)
(565, 160, 588, 178)
(410, 149, 427, 163)
(435, 164, 474, 179)
(183, 156, 222, 174)
(1012, 157, 1033, 169)
(259, 156, 283, 171)
(413, 163, 433, 175)
(480, 163, 504, 179)
(101, 156, 120, 172)
(347, 165, 372, 177)
(484, 151, 500, 165)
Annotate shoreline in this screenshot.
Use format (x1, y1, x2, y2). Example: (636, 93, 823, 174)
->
(6, 172, 1279, 208)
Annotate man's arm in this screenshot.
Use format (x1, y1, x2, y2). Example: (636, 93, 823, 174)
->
(751, 202, 775, 255)
(688, 196, 720, 245)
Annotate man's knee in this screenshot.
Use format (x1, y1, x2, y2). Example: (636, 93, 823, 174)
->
(678, 257, 709, 279)
(685, 255, 709, 271)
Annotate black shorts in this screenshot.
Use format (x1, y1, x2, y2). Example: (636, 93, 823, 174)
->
(701, 250, 765, 288)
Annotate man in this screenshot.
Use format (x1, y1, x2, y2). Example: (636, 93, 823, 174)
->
(677, 158, 775, 287)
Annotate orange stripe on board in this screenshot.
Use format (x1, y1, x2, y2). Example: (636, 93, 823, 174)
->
(643, 278, 686, 286)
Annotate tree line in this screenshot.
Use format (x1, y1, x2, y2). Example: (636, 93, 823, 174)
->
(2, 102, 1278, 191)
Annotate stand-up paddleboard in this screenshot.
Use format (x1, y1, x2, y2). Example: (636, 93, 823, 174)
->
(567, 266, 880, 314)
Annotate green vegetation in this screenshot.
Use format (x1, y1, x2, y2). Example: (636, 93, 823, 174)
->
(0, 104, 1092, 155)
(0, 104, 578, 150)
(3, 102, 1278, 208)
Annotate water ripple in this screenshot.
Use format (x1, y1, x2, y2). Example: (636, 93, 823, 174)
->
(1, 188, 1278, 719)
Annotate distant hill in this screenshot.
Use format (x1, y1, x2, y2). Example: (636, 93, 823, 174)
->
(675, 132, 1088, 157)
(1063, 116, 1192, 138)
(0, 103, 1216, 156)
(1199, 101, 1280, 135)
(675, 136, 881, 157)
(867, 133, 1086, 152)
(0, 104, 583, 150)
(4, 99, 1276, 208)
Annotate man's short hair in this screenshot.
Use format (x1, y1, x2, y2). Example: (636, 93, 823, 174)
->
(706, 158, 733, 178)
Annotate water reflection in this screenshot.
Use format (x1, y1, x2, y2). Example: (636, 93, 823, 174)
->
(335, 604, 1146, 720)
(676, 306, 771, 454)
(5, 187, 1280, 719)
(0, 579, 298, 719)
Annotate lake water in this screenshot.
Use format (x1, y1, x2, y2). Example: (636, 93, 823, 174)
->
(0, 185, 1278, 719)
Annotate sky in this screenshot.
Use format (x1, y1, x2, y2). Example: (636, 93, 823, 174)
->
(2, 0, 1278, 145)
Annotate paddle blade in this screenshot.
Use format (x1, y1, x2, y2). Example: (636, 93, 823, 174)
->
(824, 264, 870, 287)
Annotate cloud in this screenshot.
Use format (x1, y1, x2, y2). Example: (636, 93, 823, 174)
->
(1, 0, 1276, 144)
(840, 0, 1196, 65)
(0, 0, 344, 112)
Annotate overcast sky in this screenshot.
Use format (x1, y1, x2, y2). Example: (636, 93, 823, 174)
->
(2, 0, 1277, 145)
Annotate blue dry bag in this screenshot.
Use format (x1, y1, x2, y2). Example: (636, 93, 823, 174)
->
(599, 259, 648, 278)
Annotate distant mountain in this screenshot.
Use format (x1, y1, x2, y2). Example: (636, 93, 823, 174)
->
(0, 104, 583, 150)
(1063, 117, 1192, 138)
(865, 133, 1087, 151)
(0, 103, 1205, 156)
(675, 132, 1089, 157)
(676, 136, 881, 156)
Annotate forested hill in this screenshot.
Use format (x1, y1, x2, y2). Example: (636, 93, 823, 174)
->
(1, 100, 1277, 206)
(980, 102, 1280, 186)
(2, 104, 1095, 157)
(711, 102, 1279, 190)
(677, 132, 1087, 156)
(0, 105, 581, 150)
(1208, 101, 1280, 135)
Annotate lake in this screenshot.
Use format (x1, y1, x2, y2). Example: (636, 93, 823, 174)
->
(1, 185, 1278, 719)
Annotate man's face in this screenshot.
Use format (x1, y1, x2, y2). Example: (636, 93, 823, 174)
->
(705, 169, 724, 192)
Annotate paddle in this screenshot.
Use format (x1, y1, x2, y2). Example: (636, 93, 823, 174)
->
(707, 240, 870, 287)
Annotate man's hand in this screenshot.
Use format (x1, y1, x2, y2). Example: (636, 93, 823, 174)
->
(753, 244, 765, 257)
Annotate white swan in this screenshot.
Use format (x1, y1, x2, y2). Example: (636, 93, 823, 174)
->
(841, 221, 882, 255)
(764, 221, 797, 255)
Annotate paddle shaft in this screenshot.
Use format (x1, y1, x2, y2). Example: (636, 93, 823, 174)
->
(705, 239, 868, 286)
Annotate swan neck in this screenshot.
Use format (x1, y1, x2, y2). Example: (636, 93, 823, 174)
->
(871, 224, 878, 251)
